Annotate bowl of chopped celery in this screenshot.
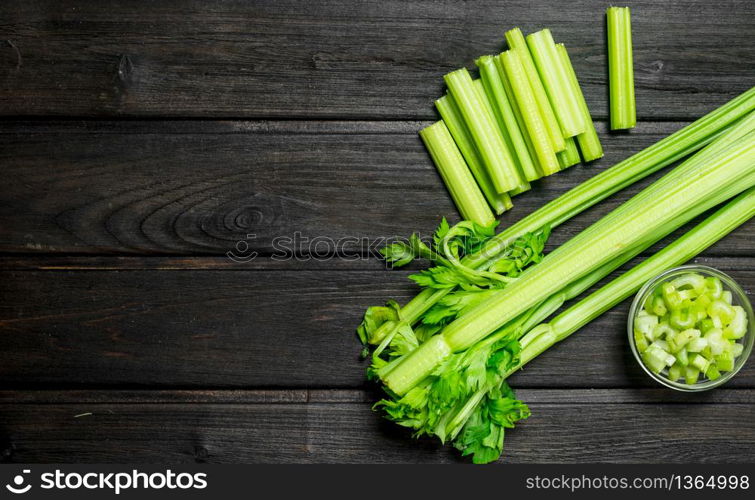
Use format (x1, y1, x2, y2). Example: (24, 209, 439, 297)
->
(628, 265, 753, 391)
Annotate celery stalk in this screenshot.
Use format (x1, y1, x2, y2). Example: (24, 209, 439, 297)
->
(499, 50, 561, 176)
(383, 125, 755, 394)
(477, 55, 540, 182)
(495, 56, 544, 177)
(510, 187, 755, 376)
(607, 6, 636, 130)
(436, 94, 512, 214)
(556, 137, 581, 169)
(556, 43, 604, 162)
(526, 29, 585, 137)
(473, 79, 528, 191)
(505, 28, 566, 152)
(419, 121, 496, 225)
(367, 88, 755, 346)
(444, 68, 520, 193)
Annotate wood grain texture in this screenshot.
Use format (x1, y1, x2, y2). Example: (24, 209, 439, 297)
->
(1, 390, 753, 463)
(1, 120, 753, 255)
(0, 0, 752, 119)
(1, 257, 752, 388)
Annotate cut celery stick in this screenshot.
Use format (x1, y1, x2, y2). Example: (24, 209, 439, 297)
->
(556, 43, 604, 162)
(473, 79, 528, 191)
(436, 94, 512, 214)
(477, 55, 540, 182)
(444, 68, 520, 193)
(526, 29, 585, 138)
(607, 6, 636, 130)
(505, 28, 565, 152)
(419, 121, 495, 225)
(685, 366, 700, 385)
(557, 137, 581, 169)
(499, 50, 560, 176)
(510, 181, 531, 196)
(495, 56, 544, 177)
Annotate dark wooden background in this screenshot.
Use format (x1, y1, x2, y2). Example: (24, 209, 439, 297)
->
(1, 0, 753, 463)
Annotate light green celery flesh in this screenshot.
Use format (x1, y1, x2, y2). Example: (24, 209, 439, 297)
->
(607, 7, 636, 130)
(556, 43, 604, 161)
(526, 29, 585, 137)
(383, 128, 755, 394)
(495, 56, 544, 178)
(557, 137, 581, 169)
(419, 121, 495, 225)
(367, 89, 755, 346)
(477, 55, 540, 182)
(473, 79, 527, 191)
(509, 187, 755, 376)
(444, 68, 519, 193)
(436, 94, 511, 214)
(499, 51, 560, 176)
(505, 28, 565, 152)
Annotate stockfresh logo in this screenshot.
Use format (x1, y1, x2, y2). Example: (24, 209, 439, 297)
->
(5, 469, 32, 494)
(3, 468, 208, 496)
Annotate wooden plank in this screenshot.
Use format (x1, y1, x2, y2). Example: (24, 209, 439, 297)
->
(0, 0, 751, 119)
(1, 120, 753, 255)
(1, 389, 753, 463)
(1, 257, 752, 388)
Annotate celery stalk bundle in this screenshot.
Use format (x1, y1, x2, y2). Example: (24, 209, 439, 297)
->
(359, 89, 755, 463)
(419, 26, 605, 225)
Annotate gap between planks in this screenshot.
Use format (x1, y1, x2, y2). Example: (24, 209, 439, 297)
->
(1, 389, 753, 405)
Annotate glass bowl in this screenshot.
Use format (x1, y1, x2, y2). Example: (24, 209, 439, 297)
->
(628, 265, 754, 392)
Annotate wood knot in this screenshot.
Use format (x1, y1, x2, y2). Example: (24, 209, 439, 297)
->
(116, 54, 134, 86)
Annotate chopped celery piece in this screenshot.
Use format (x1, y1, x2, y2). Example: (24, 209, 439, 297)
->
(690, 353, 710, 373)
(669, 328, 699, 353)
(732, 343, 744, 357)
(708, 299, 735, 325)
(557, 137, 581, 169)
(661, 282, 682, 310)
(651, 296, 667, 316)
(704, 328, 726, 356)
(685, 366, 700, 385)
(652, 322, 676, 341)
(675, 348, 689, 367)
(687, 337, 708, 353)
(499, 50, 561, 176)
(504, 28, 565, 152)
(444, 68, 520, 193)
(671, 273, 706, 293)
(705, 365, 722, 381)
(634, 329, 649, 353)
(527, 29, 585, 137)
(669, 308, 695, 330)
(704, 276, 723, 298)
(477, 55, 540, 182)
(436, 94, 513, 215)
(419, 121, 495, 225)
(635, 314, 658, 338)
(699, 318, 715, 334)
(556, 43, 603, 162)
(668, 364, 682, 382)
(721, 290, 733, 304)
(716, 351, 735, 371)
(726, 306, 747, 339)
(606, 6, 636, 130)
